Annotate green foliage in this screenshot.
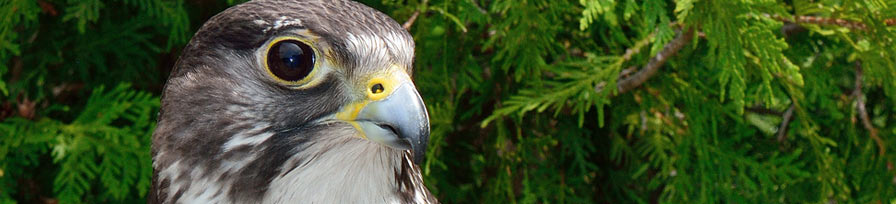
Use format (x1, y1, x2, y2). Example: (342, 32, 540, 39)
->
(2, 0, 896, 203)
(398, 0, 896, 203)
(1, 84, 158, 203)
(1, 0, 184, 202)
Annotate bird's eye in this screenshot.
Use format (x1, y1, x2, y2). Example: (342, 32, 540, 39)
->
(267, 40, 315, 82)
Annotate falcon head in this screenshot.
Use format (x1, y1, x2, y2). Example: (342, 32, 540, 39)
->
(151, 0, 435, 203)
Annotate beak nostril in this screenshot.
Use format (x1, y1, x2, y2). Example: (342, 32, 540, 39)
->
(371, 83, 385, 94)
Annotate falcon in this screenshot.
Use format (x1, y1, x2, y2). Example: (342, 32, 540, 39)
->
(149, 0, 437, 203)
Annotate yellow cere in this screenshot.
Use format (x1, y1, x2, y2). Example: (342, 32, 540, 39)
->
(366, 66, 403, 101)
(263, 36, 321, 87)
(335, 65, 407, 139)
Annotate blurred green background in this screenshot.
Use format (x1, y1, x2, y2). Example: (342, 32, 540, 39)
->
(2, 0, 896, 203)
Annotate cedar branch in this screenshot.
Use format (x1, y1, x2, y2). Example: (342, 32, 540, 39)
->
(402, 11, 420, 30)
(776, 105, 795, 143)
(745, 106, 784, 115)
(402, 0, 429, 30)
(852, 61, 885, 156)
(767, 14, 896, 31)
(611, 28, 695, 94)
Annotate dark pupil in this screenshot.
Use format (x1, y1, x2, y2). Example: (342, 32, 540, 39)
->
(269, 40, 314, 81)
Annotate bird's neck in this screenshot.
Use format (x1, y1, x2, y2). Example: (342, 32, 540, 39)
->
(262, 136, 407, 203)
(154, 125, 424, 203)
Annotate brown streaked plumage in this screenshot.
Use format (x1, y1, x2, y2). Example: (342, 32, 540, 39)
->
(150, 0, 436, 203)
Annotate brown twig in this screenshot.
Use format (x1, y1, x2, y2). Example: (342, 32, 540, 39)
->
(852, 61, 885, 156)
(618, 67, 637, 79)
(402, 11, 421, 30)
(767, 14, 896, 31)
(780, 23, 808, 37)
(402, 0, 429, 30)
(595, 14, 890, 96)
(792, 15, 868, 30)
(777, 105, 795, 143)
(38, 0, 58, 16)
(745, 106, 784, 115)
(611, 28, 695, 94)
(15, 95, 36, 120)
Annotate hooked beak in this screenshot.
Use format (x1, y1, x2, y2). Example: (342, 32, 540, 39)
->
(337, 70, 430, 164)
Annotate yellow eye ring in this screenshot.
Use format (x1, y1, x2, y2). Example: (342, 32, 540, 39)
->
(263, 36, 320, 86)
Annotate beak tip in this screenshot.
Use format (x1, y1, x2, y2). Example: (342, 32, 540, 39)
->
(412, 146, 426, 164)
(405, 123, 429, 165)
